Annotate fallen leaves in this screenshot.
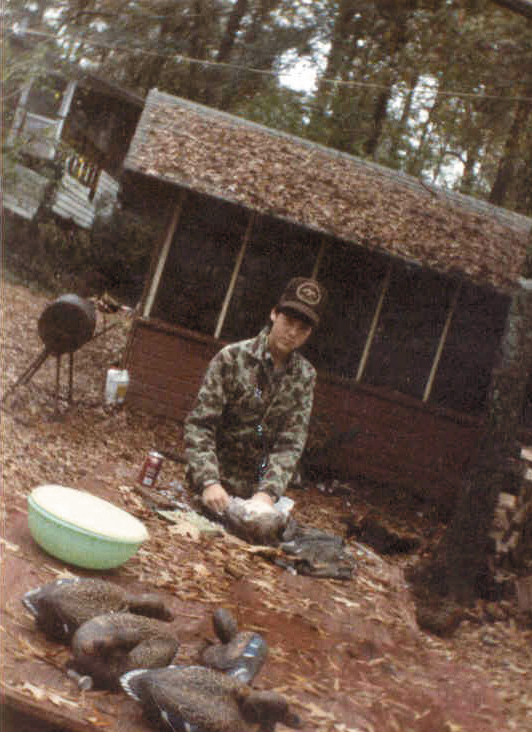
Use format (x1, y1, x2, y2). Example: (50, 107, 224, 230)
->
(297, 698, 338, 720)
(4, 680, 79, 709)
(167, 519, 202, 541)
(0, 537, 20, 553)
(2, 280, 532, 732)
(331, 594, 361, 609)
(11, 633, 69, 670)
(86, 713, 114, 728)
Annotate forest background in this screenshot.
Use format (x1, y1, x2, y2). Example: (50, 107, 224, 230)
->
(4, 0, 532, 210)
(2, 0, 532, 296)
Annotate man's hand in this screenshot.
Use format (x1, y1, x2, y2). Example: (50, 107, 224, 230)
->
(202, 483, 230, 514)
(248, 491, 275, 508)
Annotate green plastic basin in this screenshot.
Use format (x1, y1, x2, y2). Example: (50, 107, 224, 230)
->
(28, 484, 149, 570)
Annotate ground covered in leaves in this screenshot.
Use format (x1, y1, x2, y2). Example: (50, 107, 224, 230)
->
(1, 278, 532, 732)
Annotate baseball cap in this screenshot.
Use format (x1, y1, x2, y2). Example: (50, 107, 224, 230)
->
(277, 277, 327, 326)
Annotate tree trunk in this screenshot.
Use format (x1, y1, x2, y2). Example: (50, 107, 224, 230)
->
(406, 91, 446, 177)
(363, 10, 409, 158)
(459, 144, 480, 195)
(363, 87, 393, 157)
(217, 0, 282, 110)
(514, 143, 532, 214)
(410, 263, 532, 613)
(307, 0, 359, 140)
(489, 96, 532, 206)
(430, 140, 450, 183)
(216, 0, 249, 63)
(387, 74, 419, 167)
(205, 0, 249, 107)
(446, 278, 532, 600)
(185, 0, 209, 102)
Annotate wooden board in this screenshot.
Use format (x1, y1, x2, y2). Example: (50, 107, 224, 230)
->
(0, 479, 207, 732)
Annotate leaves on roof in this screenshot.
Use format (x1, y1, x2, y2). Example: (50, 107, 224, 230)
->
(126, 91, 531, 293)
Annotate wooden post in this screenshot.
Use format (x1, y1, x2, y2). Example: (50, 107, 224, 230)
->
(142, 192, 185, 318)
(56, 81, 77, 147)
(7, 82, 32, 143)
(311, 239, 327, 279)
(356, 262, 393, 382)
(214, 211, 256, 339)
(423, 281, 462, 402)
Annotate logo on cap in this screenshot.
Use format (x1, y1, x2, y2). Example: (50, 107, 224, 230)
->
(296, 281, 322, 306)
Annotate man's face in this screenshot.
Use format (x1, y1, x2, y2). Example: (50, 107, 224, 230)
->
(268, 309, 313, 360)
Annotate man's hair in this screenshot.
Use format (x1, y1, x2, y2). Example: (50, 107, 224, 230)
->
(274, 305, 314, 328)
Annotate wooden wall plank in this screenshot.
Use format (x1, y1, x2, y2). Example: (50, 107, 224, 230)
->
(124, 319, 482, 505)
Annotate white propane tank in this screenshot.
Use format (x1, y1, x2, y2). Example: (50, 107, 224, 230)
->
(105, 369, 129, 405)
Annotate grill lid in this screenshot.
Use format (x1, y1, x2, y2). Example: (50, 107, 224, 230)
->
(38, 294, 96, 355)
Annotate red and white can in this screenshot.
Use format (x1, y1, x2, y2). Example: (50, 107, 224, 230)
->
(138, 450, 164, 487)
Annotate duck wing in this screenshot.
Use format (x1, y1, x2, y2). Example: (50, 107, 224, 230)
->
(121, 666, 250, 732)
(72, 613, 179, 689)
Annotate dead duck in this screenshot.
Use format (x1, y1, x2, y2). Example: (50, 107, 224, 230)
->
(201, 608, 267, 683)
(71, 612, 179, 690)
(280, 524, 355, 579)
(120, 664, 301, 732)
(224, 498, 286, 545)
(22, 577, 173, 642)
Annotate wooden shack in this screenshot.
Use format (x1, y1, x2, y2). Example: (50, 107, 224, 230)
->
(120, 89, 532, 505)
(4, 32, 144, 228)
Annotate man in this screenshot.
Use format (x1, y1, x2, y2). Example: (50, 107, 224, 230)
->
(184, 277, 327, 515)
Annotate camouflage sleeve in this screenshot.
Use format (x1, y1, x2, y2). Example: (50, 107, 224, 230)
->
(184, 350, 228, 490)
(259, 369, 316, 499)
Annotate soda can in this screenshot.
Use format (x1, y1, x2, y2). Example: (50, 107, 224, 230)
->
(138, 450, 164, 487)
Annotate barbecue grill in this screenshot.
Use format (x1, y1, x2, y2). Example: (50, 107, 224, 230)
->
(38, 294, 96, 356)
(3, 294, 97, 411)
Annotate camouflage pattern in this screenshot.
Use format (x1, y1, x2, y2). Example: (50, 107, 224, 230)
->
(184, 327, 316, 499)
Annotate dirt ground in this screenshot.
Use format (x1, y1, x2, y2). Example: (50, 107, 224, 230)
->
(1, 278, 532, 732)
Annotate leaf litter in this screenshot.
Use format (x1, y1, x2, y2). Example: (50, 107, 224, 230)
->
(1, 279, 532, 732)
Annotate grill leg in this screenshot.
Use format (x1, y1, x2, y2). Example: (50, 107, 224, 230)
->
(1, 347, 49, 405)
(68, 352, 74, 404)
(55, 355, 61, 414)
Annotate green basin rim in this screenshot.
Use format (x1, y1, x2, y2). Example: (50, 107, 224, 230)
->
(28, 495, 144, 545)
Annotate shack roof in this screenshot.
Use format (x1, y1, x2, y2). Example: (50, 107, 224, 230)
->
(7, 28, 145, 108)
(75, 71, 145, 108)
(124, 89, 531, 294)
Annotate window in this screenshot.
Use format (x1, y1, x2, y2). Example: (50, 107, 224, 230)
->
(362, 265, 454, 400)
(11, 77, 73, 161)
(428, 284, 509, 414)
(151, 194, 246, 333)
(302, 241, 390, 379)
(26, 77, 67, 117)
(221, 214, 321, 340)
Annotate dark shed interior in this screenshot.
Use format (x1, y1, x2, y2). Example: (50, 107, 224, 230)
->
(147, 186, 511, 418)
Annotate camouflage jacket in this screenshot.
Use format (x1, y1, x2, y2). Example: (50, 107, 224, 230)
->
(184, 328, 316, 499)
